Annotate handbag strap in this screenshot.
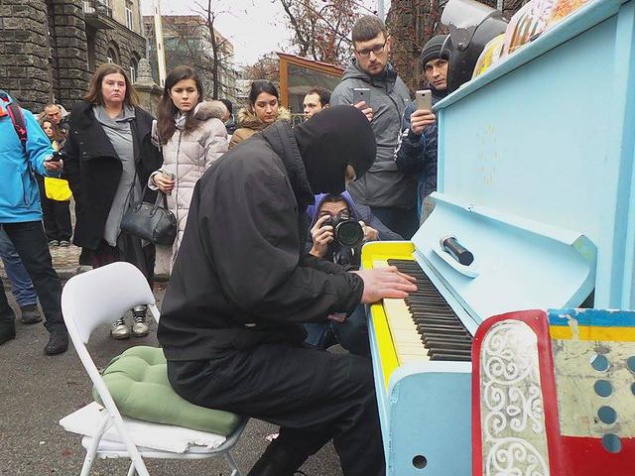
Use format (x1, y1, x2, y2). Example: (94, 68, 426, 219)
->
(152, 187, 168, 211)
(127, 171, 168, 214)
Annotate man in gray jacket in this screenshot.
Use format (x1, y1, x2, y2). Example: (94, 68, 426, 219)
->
(331, 15, 418, 239)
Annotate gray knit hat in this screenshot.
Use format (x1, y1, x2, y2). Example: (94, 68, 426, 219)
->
(420, 35, 449, 66)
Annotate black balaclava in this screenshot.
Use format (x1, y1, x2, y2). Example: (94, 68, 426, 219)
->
(293, 105, 376, 195)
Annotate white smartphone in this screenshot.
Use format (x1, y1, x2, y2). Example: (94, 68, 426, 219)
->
(415, 89, 432, 111)
(353, 87, 370, 106)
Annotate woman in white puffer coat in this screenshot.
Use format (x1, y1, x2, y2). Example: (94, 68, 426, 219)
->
(151, 66, 228, 275)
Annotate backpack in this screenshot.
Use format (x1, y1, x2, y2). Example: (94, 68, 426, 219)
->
(5, 98, 28, 148)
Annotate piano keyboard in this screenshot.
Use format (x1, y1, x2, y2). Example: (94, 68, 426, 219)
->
(383, 258, 473, 364)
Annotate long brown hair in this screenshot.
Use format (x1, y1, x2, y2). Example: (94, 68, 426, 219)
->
(157, 65, 204, 144)
(83, 63, 139, 107)
(39, 119, 65, 143)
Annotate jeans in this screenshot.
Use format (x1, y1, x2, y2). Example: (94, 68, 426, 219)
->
(0, 222, 65, 333)
(370, 205, 420, 240)
(304, 304, 370, 357)
(0, 228, 37, 308)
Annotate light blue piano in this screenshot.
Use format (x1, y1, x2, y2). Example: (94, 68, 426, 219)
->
(362, 1, 635, 474)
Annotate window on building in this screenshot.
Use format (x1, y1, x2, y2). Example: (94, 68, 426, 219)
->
(130, 57, 138, 83)
(107, 48, 116, 64)
(125, 1, 134, 30)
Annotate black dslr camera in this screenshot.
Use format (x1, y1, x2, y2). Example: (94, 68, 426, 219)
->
(324, 215, 364, 248)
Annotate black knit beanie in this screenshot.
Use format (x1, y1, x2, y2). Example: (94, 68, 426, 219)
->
(420, 35, 449, 66)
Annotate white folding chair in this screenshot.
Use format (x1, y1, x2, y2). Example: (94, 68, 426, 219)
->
(59, 261, 247, 476)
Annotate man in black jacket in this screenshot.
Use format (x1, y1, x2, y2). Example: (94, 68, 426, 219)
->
(158, 106, 417, 476)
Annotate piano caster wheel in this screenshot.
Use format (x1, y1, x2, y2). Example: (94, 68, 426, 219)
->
(413, 455, 428, 469)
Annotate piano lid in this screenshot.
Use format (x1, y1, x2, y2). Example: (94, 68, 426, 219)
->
(413, 193, 596, 332)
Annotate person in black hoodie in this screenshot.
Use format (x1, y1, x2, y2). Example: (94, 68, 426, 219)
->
(158, 105, 417, 476)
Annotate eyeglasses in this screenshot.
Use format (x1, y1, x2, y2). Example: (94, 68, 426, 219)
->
(356, 41, 387, 58)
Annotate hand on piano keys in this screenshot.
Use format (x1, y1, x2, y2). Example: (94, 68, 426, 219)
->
(352, 266, 418, 304)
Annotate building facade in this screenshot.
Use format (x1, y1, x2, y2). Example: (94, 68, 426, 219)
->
(143, 14, 238, 103)
(0, 0, 147, 113)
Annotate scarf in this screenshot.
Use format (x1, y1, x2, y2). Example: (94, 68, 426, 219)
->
(174, 103, 203, 130)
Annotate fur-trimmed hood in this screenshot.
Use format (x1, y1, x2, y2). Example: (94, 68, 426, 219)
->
(236, 106, 291, 132)
(193, 101, 227, 121)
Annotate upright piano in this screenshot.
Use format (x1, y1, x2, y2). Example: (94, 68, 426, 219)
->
(363, 1, 635, 474)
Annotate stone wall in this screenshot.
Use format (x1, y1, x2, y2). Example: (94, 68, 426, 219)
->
(48, 0, 90, 112)
(0, 0, 53, 111)
(134, 58, 162, 116)
(0, 0, 147, 114)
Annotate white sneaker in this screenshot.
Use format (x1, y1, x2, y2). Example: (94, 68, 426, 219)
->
(131, 309, 149, 338)
(111, 317, 130, 340)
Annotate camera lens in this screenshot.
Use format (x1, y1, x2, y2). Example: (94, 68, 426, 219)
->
(335, 220, 364, 247)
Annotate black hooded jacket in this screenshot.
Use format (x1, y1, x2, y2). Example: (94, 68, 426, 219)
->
(158, 120, 366, 360)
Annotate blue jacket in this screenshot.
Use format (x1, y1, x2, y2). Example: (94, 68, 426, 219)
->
(394, 90, 445, 218)
(0, 91, 55, 223)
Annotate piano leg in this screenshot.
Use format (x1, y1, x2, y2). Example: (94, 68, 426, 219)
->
(386, 362, 472, 475)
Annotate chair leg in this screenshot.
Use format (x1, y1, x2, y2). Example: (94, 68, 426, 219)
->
(126, 462, 137, 476)
(81, 415, 113, 476)
(79, 452, 96, 476)
(225, 451, 243, 476)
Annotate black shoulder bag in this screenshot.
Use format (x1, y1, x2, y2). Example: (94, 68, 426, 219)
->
(121, 184, 177, 246)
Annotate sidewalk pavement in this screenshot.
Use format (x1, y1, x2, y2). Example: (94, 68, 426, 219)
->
(0, 241, 82, 281)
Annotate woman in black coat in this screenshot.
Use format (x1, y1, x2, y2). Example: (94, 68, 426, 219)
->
(64, 63, 162, 340)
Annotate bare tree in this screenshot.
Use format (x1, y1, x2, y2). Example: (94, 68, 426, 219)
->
(278, 0, 373, 65)
(206, 0, 227, 98)
(387, 0, 528, 92)
(242, 52, 280, 84)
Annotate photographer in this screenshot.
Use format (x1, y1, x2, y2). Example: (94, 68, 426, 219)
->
(305, 192, 401, 355)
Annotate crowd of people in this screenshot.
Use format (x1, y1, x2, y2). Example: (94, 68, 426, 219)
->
(0, 12, 451, 475)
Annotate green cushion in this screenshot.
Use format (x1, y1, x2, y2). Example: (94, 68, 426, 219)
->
(93, 346, 241, 436)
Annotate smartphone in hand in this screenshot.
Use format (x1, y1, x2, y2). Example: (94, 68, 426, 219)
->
(415, 90, 432, 111)
(353, 87, 370, 106)
(48, 151, 64, 162)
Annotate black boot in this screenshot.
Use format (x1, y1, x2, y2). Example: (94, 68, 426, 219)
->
(247, 441, 306, 476)
(44, 331, 68, 355)
(0, 320, 16, 346)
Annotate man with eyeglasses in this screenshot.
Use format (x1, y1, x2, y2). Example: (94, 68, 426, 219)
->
(331, 15, 417, 240)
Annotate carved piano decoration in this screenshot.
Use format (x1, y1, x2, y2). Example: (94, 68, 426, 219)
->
(473, 309, 635, 476)
(362, 0, 635, 474)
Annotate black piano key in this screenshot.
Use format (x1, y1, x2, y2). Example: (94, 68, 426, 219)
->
(417, 324, 467, 335)
(422, 334, 472, 345)
(412, 313, 460, 321)
(430, 353, 471, 362)
(425, 339, 473, 351)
